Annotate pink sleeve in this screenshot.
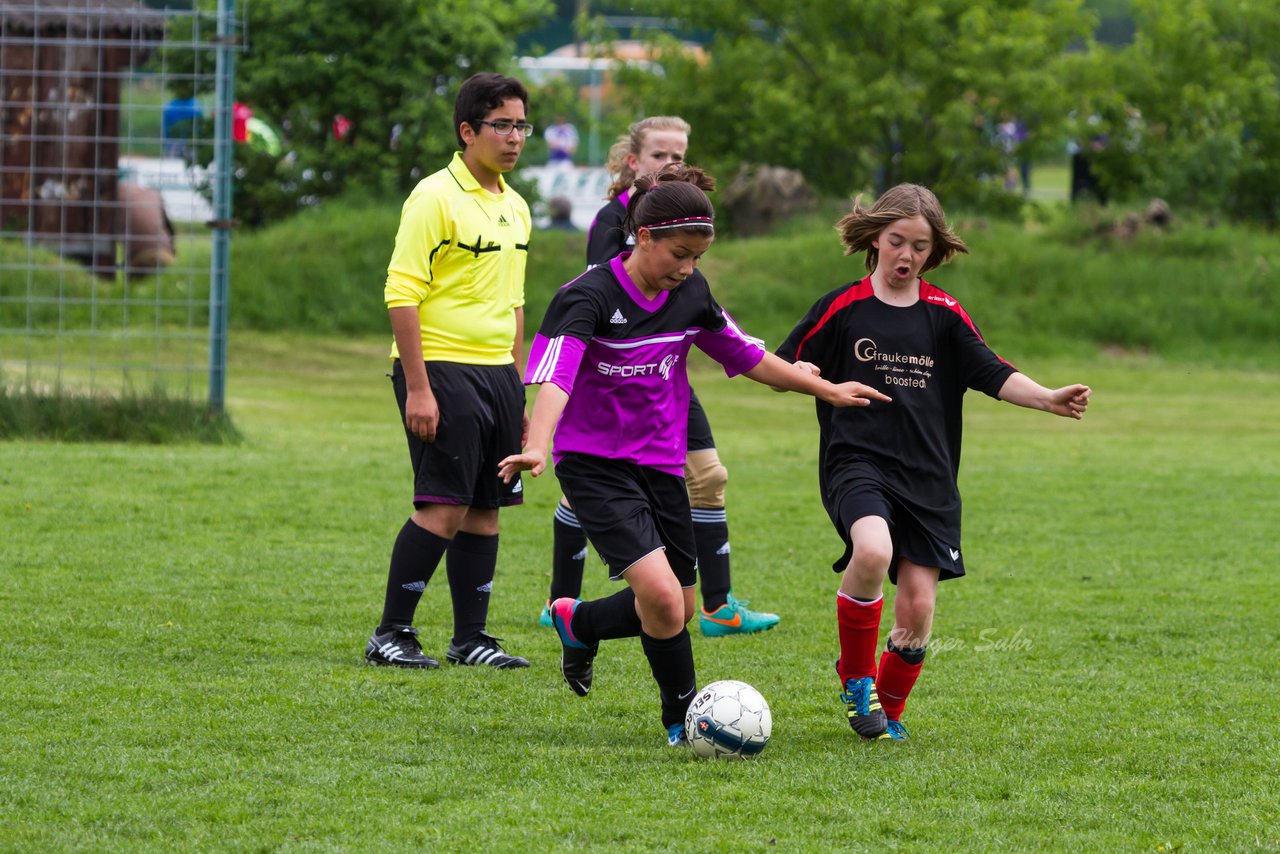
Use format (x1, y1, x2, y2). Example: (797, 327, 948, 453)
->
(525, 333, 588, 395)
(694, 310, 766, 378)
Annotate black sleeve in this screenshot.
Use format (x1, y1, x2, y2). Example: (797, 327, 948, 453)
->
(775, 287, 844, 366)
(585, 201, 627, 267)
(952, 312, 1017, 398)
(537, 279, 604, 343)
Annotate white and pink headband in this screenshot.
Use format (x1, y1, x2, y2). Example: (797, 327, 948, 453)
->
(641, 216, 715, 232)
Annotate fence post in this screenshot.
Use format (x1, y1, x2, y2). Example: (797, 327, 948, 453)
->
(208, 0, 237, 412)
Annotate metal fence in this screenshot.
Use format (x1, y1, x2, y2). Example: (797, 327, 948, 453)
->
(0, 0, 238, 408)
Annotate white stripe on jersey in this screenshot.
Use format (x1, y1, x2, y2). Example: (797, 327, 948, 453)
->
(530, 335, 565, 384)
(721, 313, 766, 349)
(598, 319, 763, 353)
(594, 330, 697, 350)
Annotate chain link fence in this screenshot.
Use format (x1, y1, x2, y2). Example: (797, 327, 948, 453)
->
(0, 0, 238, 408)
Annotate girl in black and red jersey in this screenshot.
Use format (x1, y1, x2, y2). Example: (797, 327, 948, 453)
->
(776, 184, 1092, 741)
(541, 115, 783, 639)
(503, 166, 887, 747)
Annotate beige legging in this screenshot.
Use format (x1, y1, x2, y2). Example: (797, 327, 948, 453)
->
(684, 448, 727, 508)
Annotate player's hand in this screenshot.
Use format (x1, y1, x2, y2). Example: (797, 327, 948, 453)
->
(792, 360, 822, 377)
(823, 381, 892, 408)
(404, 389, 440, 441)
(1047, 384, 1091, 419)
(499, 448, 547, 483)
(521, 410, 530, 447)
(769, 359, 823, 392)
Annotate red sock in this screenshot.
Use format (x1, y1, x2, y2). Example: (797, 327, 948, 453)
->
(876, 648, 924, 721)
(836, 594, 882, 684)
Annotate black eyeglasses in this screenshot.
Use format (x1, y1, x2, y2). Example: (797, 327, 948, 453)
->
(477, 119, 535, 138)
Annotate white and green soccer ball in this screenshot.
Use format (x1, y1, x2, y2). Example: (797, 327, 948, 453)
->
(684, 679, 772, 759)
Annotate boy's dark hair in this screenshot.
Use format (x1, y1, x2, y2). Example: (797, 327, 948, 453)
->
(454, 72, 529, 149)
(624, 163, 715, 240)
(837, 183, 969, 274)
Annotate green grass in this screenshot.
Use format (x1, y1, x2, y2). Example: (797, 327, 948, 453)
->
(2, 334, 1278, 849)
(1026, 160, 1070, 202)
(0, 384, 239, 442)
(120, 77, 170, 159)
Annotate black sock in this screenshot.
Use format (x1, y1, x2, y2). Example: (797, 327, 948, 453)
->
(378, 518, 450, 631)
(692, 507, 731, 611)
(445, 531, 499, 646)
(887, 637, 928, 665)
(640, 628, 697, 729)
(550, 504, 588, 601)
(572, 588, 641, 644)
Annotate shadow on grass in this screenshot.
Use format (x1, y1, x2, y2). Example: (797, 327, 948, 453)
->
(0, 386, 241, 444)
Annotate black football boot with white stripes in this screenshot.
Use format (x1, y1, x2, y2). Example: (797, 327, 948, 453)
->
(365, 625, 439, 668)
(445, 631, 530, 669)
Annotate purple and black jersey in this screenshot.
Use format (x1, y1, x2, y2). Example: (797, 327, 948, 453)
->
(776, 276, 1017, 545)
(526, 254, 765, 476)
(585, 191, 631, 268)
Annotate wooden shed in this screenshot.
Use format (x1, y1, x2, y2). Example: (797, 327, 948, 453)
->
(0, 0, 165, 278)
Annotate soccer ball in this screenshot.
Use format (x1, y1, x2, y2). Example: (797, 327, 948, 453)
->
(684, 679, 772, 759)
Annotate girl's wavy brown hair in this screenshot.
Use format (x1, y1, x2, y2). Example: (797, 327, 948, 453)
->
(837, 183, 968, 274)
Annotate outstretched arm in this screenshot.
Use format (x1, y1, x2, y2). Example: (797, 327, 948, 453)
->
(998, 372, 1092, 419)
(498, 382, 570, 482)
(745, 352, 892, 408)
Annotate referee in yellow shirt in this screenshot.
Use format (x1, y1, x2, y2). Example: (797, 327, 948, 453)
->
(365, 73, 533, 669)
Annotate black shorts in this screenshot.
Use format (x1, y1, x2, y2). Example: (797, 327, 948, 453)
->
(555, 452, 698, 586)
(391, 360, 524, 510)
(833, 478, 965, 584)
(686, 387, 715, 453)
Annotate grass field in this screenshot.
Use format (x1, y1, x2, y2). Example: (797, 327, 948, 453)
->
(3, 333, 1278, 850)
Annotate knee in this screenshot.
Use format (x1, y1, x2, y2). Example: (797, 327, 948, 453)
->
(641, 587, 686, 636)
(849, 541, 893, 580)
(894, 593, 935, 635)
(685, 452, 728, 508)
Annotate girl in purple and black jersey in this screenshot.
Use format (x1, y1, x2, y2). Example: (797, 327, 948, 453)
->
(776, 183, 1093, 741)
(544, 116, 781, 638)
(500, 165, 888, 746)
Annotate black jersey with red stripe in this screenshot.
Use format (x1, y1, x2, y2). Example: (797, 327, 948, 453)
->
(776, 276, 1016, 544)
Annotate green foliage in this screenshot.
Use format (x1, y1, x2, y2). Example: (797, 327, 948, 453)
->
(0, 386, 240, 443)
(596, 0, 1280, 224)
(2, 337, 1278, 848)
(528, 208, 1280, 368)
(0, 237, 214, 331)
(216, 194, 1280, 366)
(224, 194, 585, 335)
(612, 0, 1094, 208)
(1094, 0, 1280, 223)
(224, 195, 398, 332)
(166, 0, 552, 227)
(10, 192, 1279, 368)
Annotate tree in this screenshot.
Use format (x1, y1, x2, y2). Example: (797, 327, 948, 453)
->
(172, 0, 551, 226)
(1091, 0, 1280, 223)
(612, 0, 1096, 209)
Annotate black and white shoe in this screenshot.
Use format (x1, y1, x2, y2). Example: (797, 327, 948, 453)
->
(445, 631, 530, 669)
(365, 625, 439, 668)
